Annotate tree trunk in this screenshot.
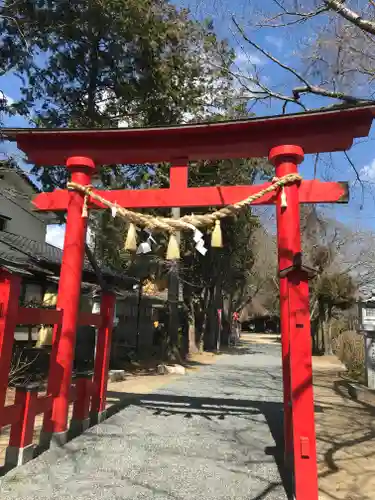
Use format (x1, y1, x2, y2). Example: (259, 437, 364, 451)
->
(317, 301, 325, 353)
(200, 287, 211, 351)
(168, 208, 181, 356)
(183, 285, 198, 355)
(206, 255, 224, 351)
(222, 294, 233, 345)
(187, 308, 198, 354)
(311, 318, 318, 354)
(324, 306, 334, 356)
(167, 264, 179, 356)
(213, 281, 223, 351)
(204, 285, 216, 350)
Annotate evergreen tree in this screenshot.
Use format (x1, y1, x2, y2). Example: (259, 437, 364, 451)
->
(1, 1, 270, 354)
(1, 0, 234, 129)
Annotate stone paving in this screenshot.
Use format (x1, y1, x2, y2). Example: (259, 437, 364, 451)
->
(0, 343, 288, 499)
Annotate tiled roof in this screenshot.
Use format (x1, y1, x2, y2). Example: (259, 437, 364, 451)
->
(0, 231, 61, 264)
(0, 160, 40, 193)
(0, 231, 136, 289)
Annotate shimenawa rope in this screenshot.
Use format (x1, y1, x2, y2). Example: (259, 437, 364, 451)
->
(67, 172, 302, 234)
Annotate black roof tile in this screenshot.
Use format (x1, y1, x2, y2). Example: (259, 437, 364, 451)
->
(0, 231, 136, 288)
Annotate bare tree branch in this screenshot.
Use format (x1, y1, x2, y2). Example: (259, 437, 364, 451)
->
(324, 0, 375, 35)
(292, 84, 373, 103)
(232, 15, 375, 107)
(343, 151, 365, 209)
(255, 0, 329, 28)
(232, 16, 311, 87)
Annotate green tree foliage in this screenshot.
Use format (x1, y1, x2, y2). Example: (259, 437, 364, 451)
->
(316, 272, 356, 311)
(1, 1, 271, 353)
(1, 0, 234, 125)
(0, 0, 235, 188)
(180, 154, 271, 350)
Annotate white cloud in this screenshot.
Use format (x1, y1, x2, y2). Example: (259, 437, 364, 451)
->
(360, 159, 375, 181)
(4, 93, 14, 105)
(46, 224, 66, 249)
(0, 92, 14, 109)
(46, 224, 95, 250)
(234, 51, 265, 71)
(265, 35, 284, 51)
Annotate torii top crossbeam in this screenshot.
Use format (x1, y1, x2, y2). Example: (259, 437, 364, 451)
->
(3, 104, 375, 165)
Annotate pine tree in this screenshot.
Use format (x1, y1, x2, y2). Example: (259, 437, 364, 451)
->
(1, 0, 234, 132)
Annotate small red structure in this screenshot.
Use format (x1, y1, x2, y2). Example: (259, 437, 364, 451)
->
(2, 105, 375, 499)
(0, 270, 115, 464)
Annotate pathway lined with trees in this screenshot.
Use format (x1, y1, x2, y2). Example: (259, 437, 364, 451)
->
(0, 0, 373, 358)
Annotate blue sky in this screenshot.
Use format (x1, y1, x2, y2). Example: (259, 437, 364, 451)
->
(176, 0, 375, 229)
(1, 0, 375, 248)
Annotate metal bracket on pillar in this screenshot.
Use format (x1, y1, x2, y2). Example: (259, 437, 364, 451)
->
(72, 370, 94, 380)
(279, 264, 317, 280)
(279, 254, 318, 280)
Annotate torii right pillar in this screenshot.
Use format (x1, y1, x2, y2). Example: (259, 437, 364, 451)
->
(270, 145, 318, 500)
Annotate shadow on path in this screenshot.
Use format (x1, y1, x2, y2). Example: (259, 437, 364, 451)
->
(106, 390, 294, 498)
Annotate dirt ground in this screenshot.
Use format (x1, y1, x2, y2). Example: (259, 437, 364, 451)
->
(1, 343, 375, 500)
(105, 350, 217, 397)
(314, 367, 375, 500)
(247, 335, 375, 500)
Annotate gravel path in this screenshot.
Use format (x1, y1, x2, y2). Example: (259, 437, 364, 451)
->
(0, 343, 289, 500)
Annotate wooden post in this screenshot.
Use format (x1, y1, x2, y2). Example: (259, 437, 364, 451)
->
(269, 145, 302, 464)
(0, 271, 21, 412)
(90, 292, 116, 425)
(70, 373, 93, 436)
(287, 270, 319, 500)
(41, 156, 95, 447)
(6, 383, 41, 467)
(168, 163, 187, 357)
(269, 145, 318, 500)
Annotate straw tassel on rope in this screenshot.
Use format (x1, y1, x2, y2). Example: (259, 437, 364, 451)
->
(124, 223, 138, 252)
(166, 233, 180, 260)
(81, 194, 89, 218)
(280, 187, 288, 208)
(211, 219, 223, 248)
(272, 177, 288, 208)
(67, 173, 301, 251)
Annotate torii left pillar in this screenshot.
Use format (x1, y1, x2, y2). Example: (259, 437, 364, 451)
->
(42, 156, 95, 446)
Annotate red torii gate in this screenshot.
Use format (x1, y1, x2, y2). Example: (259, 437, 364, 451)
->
(4, 105, 375, 500)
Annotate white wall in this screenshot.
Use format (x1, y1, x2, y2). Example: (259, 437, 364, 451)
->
(0, 171, 47, 242)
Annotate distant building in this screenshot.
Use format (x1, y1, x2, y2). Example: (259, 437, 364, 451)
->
(0, 161, 55, 245)
(239, 298, 279, 333)
(0, 161, 136, 343)
(0, 162, 173, 357)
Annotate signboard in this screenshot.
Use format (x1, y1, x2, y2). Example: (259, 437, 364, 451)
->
(358, 294, 375, 330)
(92, 300, 118, 326)
(365, 334, 375, 390)
(92, 302, 101, 315)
